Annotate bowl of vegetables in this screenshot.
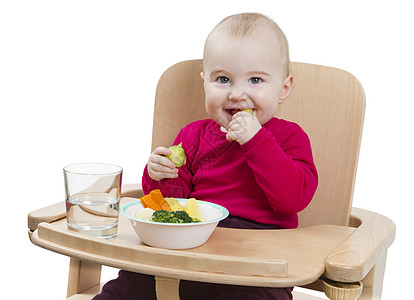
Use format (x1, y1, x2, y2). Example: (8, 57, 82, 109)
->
(121, 190, 229, 249)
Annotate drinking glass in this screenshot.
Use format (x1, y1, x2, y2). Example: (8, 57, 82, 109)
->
(63, 163, 123, 239)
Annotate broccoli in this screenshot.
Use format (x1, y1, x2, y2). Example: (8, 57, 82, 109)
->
(173, 210, 197, 223)
(151, 210, 170, 223)
(151, 209, 200, 223)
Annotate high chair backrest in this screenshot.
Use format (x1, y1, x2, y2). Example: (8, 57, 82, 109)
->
(151, 60, 365, 227)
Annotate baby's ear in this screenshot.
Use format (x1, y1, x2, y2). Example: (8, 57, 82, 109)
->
(200, 72, 205, 84)
(279, 75, 293, 104)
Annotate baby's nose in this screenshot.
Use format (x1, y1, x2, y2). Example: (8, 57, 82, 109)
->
(229, 87, 248, 101)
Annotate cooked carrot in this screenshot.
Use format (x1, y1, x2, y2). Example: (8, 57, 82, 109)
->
(140, 195, 151, 209)
(150, 189, 171, 211)
(146, 196, 162, 210)
(140, 189, 172, 211)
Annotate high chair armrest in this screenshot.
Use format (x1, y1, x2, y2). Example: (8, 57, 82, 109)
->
(28, 183, 143, 233)
(324, 207, 396, 282)
(28, 201, 66, 232)
(121, 183, 144, 198)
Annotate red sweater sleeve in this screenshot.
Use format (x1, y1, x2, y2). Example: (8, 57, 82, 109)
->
(240, 124, 318, 214)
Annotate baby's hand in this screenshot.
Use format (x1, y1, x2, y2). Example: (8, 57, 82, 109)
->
(147, 147, 179, 181)
(226, 111, 262, 145)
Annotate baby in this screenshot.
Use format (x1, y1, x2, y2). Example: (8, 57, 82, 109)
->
(95, 13, 318, 300)
(144, 13, 317, 230)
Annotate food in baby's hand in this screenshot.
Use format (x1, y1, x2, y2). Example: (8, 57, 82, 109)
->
(151, 209, 200, 223)
(186, 198, 203, 222)
(242, 108, 253, 114)
(165, 143, 185, 167)
(135, 207, 155, 221)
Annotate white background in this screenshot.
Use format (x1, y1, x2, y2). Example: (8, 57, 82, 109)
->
(1, 0, 412, 298)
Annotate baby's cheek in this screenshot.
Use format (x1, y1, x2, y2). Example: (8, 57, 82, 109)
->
(205, 102, 218, 119)
(205, 98, 221, 115)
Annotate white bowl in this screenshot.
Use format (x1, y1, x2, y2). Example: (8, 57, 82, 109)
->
(121, 199, 229, 249)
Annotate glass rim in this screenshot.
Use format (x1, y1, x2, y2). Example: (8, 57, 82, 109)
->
(63, 163, 123, 175)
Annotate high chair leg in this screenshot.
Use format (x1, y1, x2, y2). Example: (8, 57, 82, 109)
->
(359, 252, 387, 300)
(67, 258, 102, 298)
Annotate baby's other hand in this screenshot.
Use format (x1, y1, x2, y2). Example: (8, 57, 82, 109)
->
(226, 111, 262, 145)
(147, 147, 179, 181)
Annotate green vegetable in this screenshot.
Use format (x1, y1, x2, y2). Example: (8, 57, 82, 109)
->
(165, 143, 185, 167)
(151, 209, 201, 223)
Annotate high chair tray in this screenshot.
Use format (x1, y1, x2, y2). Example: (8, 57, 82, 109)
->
(29, 197, 355, 287)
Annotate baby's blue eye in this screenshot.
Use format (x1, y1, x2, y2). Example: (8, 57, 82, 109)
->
(217, 76, 230, 84)
(249, 77, 262, 84)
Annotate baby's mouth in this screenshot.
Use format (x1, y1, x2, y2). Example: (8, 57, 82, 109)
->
(227, 109, 241, 116)
(226, 108, 254, 117)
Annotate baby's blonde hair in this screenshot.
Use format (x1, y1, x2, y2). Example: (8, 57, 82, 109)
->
(204, 13, 291, 77)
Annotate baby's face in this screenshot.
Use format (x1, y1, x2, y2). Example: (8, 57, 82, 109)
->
(202, 30, 290, 130)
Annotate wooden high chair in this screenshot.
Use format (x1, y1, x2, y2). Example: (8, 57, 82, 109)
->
(28, 60, 396, 300)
